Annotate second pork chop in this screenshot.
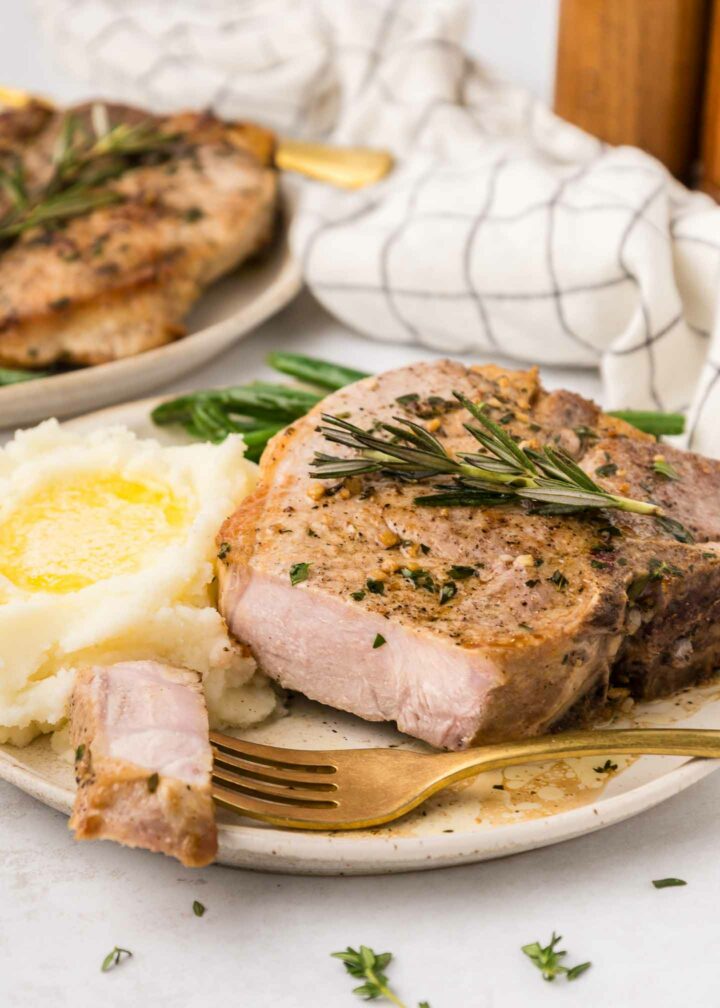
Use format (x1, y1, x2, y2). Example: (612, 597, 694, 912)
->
(218, 361, 720, 749)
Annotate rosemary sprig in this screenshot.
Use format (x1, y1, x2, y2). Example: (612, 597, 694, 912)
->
(0, 105, 178, 247)
(311, 392, 661, 518)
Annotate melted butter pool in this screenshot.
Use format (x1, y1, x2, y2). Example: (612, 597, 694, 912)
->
(0, 473, 189, 593)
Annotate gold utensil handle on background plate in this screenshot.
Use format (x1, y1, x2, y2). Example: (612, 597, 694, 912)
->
(275, 138, 393, 188)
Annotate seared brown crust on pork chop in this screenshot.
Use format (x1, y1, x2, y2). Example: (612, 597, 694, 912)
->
(217, 360, 720, 749)
(70, 661, 217, 867)
(0, 103, 276, 368)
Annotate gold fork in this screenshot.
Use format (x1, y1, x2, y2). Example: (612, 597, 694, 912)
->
(211, 727, 720, 830)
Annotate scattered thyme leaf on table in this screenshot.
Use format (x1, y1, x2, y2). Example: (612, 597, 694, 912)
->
(522, 933, 591, 983)
(652, 878, 687, 889)
(332, 946, 429, 1007)
(101, 946, 133, 973)
(192, 900, 206, 916)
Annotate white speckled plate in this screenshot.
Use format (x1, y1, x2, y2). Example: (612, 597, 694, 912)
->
(0, 214, 301, 429)
(0, 397, 719, 875)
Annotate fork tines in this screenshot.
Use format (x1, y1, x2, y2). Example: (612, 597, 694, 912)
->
(210, 731, 339, 814)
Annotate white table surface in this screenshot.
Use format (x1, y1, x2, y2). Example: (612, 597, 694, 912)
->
(2, 7, 719, 1008)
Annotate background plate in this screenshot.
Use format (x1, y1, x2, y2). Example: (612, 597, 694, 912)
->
(0, 395, 718, 876)
(0, 215, 301, 429)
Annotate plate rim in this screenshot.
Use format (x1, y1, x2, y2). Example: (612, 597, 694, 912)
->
(0, 743, 715, 875)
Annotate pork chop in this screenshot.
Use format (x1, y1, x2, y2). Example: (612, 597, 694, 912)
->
(0, 102, 276, 368)
(69, 661, 217, 867)
(217, 360, 720, 750)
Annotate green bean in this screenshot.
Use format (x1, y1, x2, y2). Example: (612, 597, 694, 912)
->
(608, 410, 685, 436)
(266, 352, 368, 391)
(0, 366, 53, 385)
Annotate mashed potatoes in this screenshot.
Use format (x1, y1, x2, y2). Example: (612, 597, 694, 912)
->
(0, 420, 279, 746)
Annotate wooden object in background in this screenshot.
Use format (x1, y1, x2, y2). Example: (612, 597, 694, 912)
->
(554, 0, 710, 182)
(701, 1, 720, 197)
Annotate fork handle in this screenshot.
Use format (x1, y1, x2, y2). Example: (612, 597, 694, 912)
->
(434, 728, 720, 788)
(275, 138, 393, 188)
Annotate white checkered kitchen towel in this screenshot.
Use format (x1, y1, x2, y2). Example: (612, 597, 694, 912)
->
(34, 0, 720, 452)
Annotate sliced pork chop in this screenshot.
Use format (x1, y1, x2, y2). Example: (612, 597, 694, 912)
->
(69, 661, 217, 867)
(218, 360, 720, 750)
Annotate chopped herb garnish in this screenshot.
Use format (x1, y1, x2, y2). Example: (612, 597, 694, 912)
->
(419, 543, 431, 555)
(366, 578, 385, 595)
(183, 206, 204, 222)
(74, 744, 85, 761)
(590, 543, 614, 554)
(653, 458, 680, 480)
(332, 946, 429, 1007)
(593, 759, 618, 773)
(652, 878, 687, 889)
(655, 515, 694, 543)
(499, 412, 515, 425)
(438, 581, 457, 605)
(447, 565, 476, 580)
(627, 557, 682, 601)
(147, 772, 159, 793)
(518, 622, 533, 632)
(574, 425, 598, 445)
(192, 900, 206, 916)
(101, 947, 133, 972)
(493, 784, 505, 790)
(217, 542, 231, 560)
(621, 560, 677, 596)
(522, 933, 591, 983)
(595, 462, 618, 478)
(549, 570, 569, 589)
(351, 590, 366, 601)
(590, 559, 610, 570)
(373, 634, 386, 649)
(599, 524, 622, 539)
(398, 567, 436, 592)
(395, 393, 420, 406)
(290, 562, 310, 586)
(525, 579, 539, 588)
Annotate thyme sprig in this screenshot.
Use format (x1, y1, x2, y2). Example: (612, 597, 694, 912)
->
(522, 933, 591, 982)
(0, 105, 178, 246)
(332, 946, 429, 1007)
(311, 393, 661, 518)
